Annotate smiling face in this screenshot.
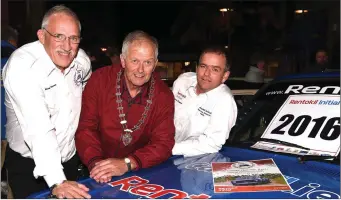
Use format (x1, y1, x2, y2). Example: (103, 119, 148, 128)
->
(196, 52, 230, 94)
(120, 39, 157, 90)
(37, 13, 80, 71)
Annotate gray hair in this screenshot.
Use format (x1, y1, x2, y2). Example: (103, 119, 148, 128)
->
(199, 46, 230, 72)
(41, 5, 81, 32)
(121, 30, 158, 59)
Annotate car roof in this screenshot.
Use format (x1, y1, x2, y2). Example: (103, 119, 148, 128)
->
(275, 72, 340, 81)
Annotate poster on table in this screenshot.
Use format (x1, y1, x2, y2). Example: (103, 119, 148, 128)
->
(211, 159, 292, 193)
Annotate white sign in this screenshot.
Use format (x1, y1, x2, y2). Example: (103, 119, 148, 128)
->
(255, 95, 340, 157)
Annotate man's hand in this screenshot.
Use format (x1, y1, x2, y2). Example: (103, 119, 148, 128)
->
(52, 181, 91, 199)
(90, 158, 128, 183)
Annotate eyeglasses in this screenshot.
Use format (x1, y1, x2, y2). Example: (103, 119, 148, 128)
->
(43, 28, 82, 44)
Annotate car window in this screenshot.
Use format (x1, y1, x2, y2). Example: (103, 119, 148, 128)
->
(227, 77, 340, 163)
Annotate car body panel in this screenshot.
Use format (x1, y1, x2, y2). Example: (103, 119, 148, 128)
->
(29, 147, 340, 199)
(274, 72, 340, 81)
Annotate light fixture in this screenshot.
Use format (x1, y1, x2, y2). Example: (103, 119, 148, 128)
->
(101, 47, 107, 52)
(220, 8, 233, 12)
(295, 9, 308, 14)
(220, 8, 233, 16)
(185, 62, 190, 66)
(224, 46, 228, 49)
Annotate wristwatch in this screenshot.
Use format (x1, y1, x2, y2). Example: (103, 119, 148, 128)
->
(124, 157, 132, 172)
(47, 182, 62, 199)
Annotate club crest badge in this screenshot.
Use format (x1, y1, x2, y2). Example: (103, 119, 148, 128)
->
(74, 68, 83, 87)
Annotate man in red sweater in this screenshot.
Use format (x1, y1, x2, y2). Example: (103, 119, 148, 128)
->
(75, 30, 175, 183)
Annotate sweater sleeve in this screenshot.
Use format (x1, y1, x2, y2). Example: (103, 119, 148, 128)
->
(129, 91, 175, 168)
(75, 70, 104, 170)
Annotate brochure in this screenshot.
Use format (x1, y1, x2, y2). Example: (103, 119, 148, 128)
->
(211, 158, 292, 193)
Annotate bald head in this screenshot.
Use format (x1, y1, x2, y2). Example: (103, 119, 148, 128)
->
(41, 5, 81, 32)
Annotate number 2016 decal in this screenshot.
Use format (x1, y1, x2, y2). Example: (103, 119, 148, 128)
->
(271, 114, 340, 141)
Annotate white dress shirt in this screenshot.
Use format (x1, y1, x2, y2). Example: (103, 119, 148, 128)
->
(172, 72, 237, 157)
(2, 41, 92, 187)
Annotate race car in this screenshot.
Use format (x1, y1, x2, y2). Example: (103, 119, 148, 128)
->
(231, 176, 271, 186)
(30, 72, 340, 199)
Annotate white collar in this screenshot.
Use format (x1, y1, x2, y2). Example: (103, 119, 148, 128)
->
(186, 78, 224, 99)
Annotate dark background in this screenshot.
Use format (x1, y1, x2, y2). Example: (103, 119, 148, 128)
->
(2, 0, 340, 76)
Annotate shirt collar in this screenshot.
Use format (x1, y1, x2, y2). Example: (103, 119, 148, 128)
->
(186, 78, 198, 92)
(205, 84, 224, 97)
(35, 41, 55, 75)
(64, 62, 77, 76)
(187, 77, 224, 99)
